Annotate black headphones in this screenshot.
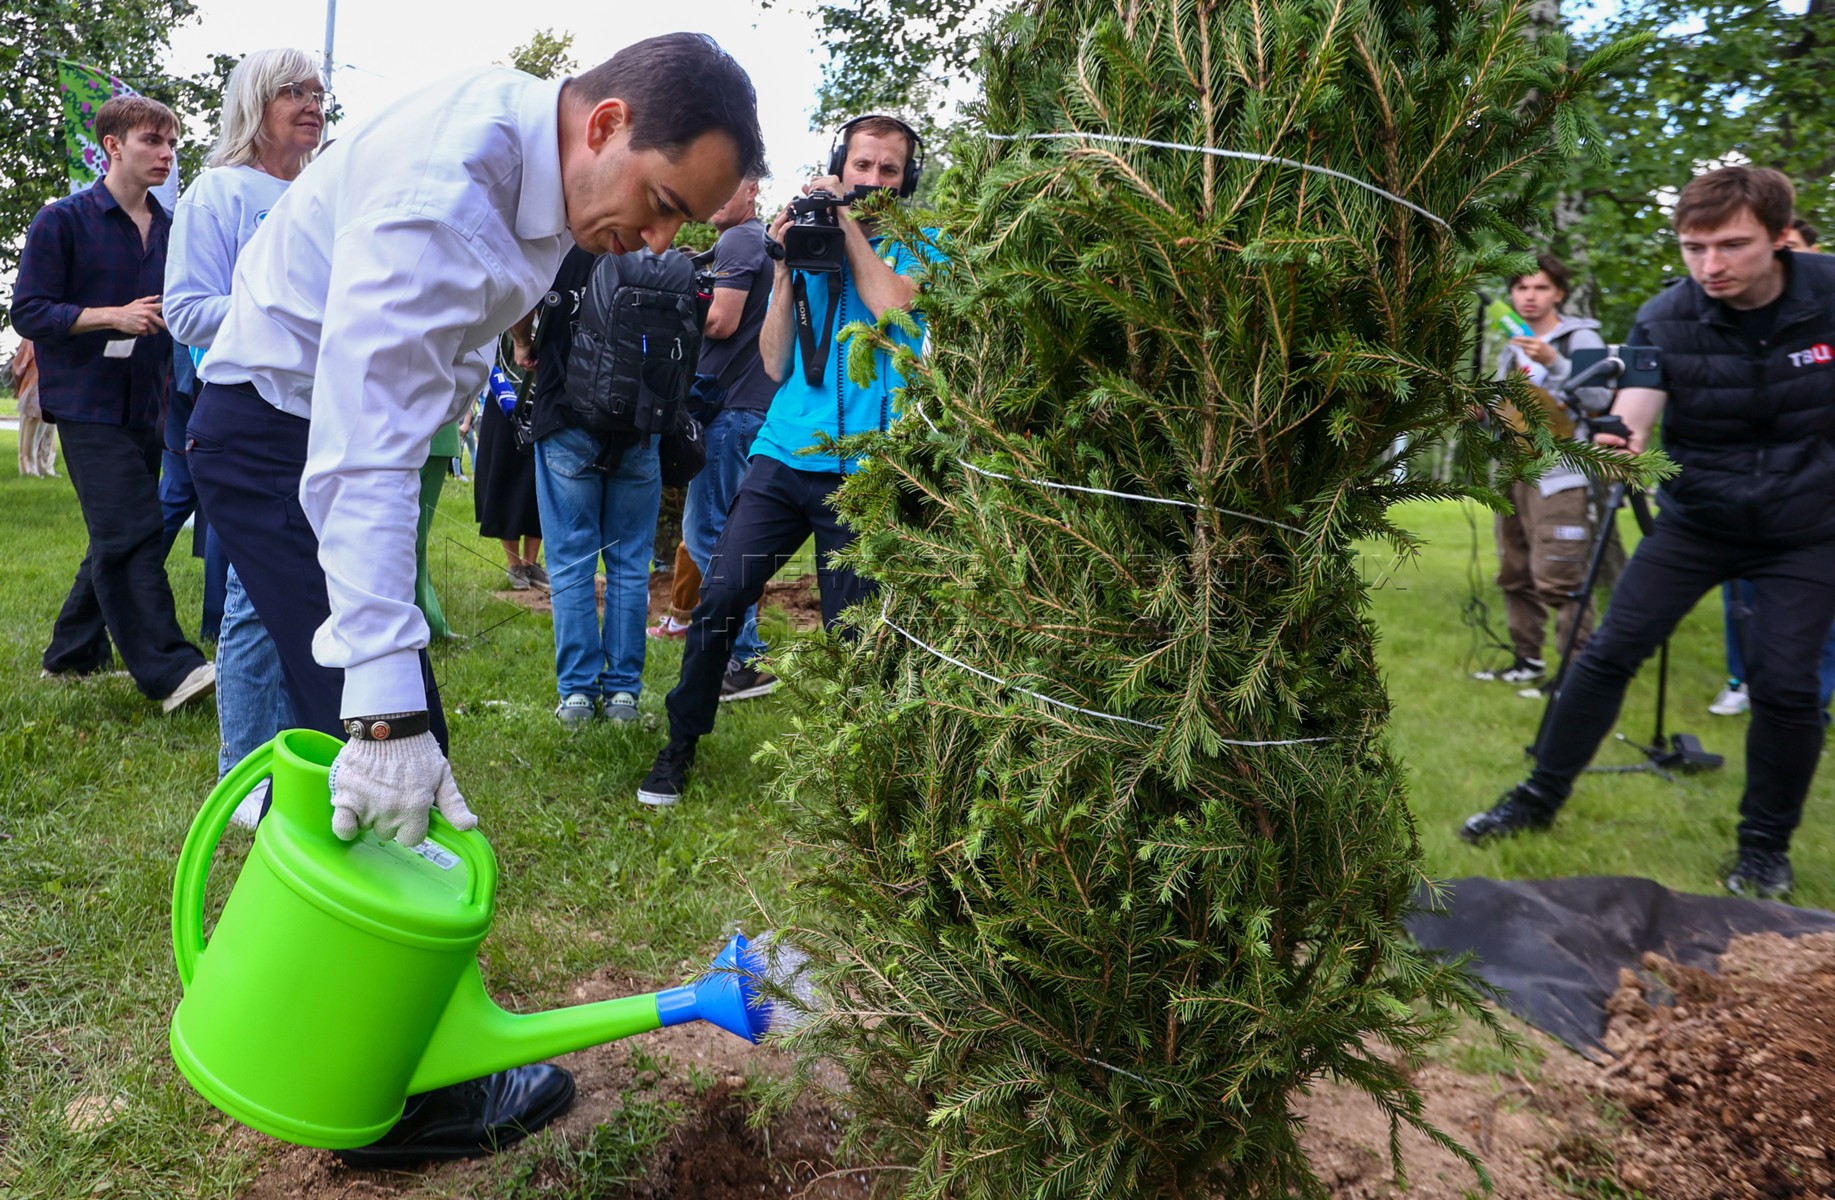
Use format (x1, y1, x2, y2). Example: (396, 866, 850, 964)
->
(826, 114, 924, 199)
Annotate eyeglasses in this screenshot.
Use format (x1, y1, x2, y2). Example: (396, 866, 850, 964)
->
(275, 82, 333, 112)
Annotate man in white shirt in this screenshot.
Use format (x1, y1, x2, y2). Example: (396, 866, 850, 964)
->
(187, 34, 764, 1164)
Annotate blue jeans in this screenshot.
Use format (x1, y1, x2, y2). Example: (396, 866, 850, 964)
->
(682, 407, 767, 664)
(534, 427, 663, 699)
(1725, 579, 1835, 718)
(216, 565, 294, 778)
(159, 445, 229, 641)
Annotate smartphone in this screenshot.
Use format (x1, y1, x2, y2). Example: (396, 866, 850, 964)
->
(1568, 345, 1662, 390)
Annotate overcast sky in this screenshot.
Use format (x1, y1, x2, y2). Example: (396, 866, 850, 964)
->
(164, 0, 848, 203)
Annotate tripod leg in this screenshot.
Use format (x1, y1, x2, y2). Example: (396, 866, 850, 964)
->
(1531, 482, 1627, 757)
(1653, 640, 1670, 749)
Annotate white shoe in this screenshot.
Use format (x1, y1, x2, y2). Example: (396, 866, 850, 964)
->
(1708, 683, 1749, 716)
(1474, 656, 1544, 685)
(161, 662, 217, 713)
(229, 779, 271, 830)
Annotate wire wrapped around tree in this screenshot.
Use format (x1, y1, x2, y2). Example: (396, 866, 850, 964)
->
(758, 1, 1657, 1196)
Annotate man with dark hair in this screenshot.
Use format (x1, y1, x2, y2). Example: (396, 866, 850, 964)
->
(1715, 213, 1835, 726)
(11, 95, 215, 712)
(1462, 166, 1835, 902)
(638, 114, 932, 806)
(188, 33, 763, 1162)
(1473, 251, 1608, 690)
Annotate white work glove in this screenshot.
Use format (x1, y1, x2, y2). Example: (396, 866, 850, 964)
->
(327, 731, 478, 846)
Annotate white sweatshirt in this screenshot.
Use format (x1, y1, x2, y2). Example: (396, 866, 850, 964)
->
(165, 165, 291, 352)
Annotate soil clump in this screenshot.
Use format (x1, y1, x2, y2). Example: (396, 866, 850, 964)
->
(1596, 931, 1835, 1198)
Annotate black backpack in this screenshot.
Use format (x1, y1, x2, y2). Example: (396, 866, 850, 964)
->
(562, 248, 705, 476)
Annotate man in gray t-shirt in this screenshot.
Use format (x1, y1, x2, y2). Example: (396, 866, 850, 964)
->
(695, 204, 776, 414)
(675, 179, 777, 694)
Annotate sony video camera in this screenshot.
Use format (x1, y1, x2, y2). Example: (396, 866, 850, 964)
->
(767, 184, 889, 273)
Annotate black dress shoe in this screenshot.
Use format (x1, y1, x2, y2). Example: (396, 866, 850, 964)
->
(333, 1064, 575, 1168)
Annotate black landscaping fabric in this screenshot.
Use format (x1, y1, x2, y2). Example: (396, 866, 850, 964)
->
(1404, 876, 1835, 1057)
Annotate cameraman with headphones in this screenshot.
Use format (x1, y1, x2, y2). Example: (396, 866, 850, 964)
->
(638, 115, 932, 806)
(1461, 167, 1835, 900)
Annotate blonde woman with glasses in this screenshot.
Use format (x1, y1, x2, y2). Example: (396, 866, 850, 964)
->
(165, 49, 326, 812)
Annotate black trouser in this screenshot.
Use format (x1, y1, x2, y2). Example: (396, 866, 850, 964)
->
(664, 455, 875, 741)
(187, 382, 448, 750)
(44, 420, 205, 698)
(1527, 518, 1835, 851)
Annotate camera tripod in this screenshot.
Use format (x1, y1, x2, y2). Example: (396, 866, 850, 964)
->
(1527, 481, 1723, 780)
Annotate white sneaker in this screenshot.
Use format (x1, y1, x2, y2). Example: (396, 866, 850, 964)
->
(1475, 657, 1544, 684)
(1499, 658, 1546, 685)
(229, 779, 271, 830)
(1709, 683, 1749, 716)
(161, 662, 217, 713)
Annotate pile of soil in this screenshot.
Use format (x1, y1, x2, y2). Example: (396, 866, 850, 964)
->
(645, 567, 825, 632)
(1597, 932, 1835, 1198)
(625, 1081, 870, 1200)
(498, 567, 824, 632)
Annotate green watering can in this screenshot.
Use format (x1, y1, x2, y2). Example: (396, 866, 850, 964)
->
(170, 729, 774, 1149)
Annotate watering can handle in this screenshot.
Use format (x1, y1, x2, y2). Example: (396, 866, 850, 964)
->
(172, 739, 276, 990)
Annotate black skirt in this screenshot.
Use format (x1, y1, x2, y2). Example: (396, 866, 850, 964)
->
(473, 395, 542, 540)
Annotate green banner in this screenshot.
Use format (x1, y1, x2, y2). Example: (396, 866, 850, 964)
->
(57, 59, 131, 193)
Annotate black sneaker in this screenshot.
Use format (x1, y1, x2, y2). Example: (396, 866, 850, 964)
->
(637, 738, 697, 807)
(1459, 785, 1557, 845)
(1725, 848, 1794, 900)
(719, 660, 779, 703)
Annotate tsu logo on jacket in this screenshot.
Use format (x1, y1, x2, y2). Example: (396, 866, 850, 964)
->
(1787, 343, 1832, 368)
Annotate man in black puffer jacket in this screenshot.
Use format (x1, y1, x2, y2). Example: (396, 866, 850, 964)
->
(1462, 166, 1835, 900)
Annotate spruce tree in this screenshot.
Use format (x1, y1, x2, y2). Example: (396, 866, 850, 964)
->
(762, 1, 1643, 1195)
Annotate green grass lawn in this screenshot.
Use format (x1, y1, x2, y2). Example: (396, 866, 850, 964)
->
(0, 434, 807, 1198)
(1, 430, 1827, 1198)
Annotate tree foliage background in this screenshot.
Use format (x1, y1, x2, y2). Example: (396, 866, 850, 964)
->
(1548, 0, 1833, 332)
(0, 1, 240, 316)
(804, 0, 1835, 337)
(503, 27, 578, 82)
(761, 0, 1657, 1196)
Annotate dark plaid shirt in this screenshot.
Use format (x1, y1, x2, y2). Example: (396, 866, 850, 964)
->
(11, 179, 172, 429)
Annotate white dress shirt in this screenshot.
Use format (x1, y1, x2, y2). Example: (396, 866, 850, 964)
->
(203, 67, 573, 717)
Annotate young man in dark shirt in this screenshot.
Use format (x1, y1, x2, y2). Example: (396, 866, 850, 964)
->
(11, 95, 213, 711)
(1461, 167, 1835, 900)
